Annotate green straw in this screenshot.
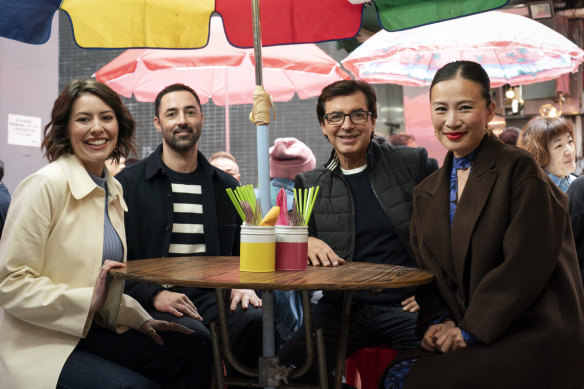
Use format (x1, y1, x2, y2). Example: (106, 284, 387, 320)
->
(233, 187, 245, 207)
(226, 188, 246, 222)
(303, 188, 308, 219)
(304, 186, 320, 226)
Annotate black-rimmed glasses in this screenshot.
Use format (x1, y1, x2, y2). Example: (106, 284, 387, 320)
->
(322, 110, 371, 125)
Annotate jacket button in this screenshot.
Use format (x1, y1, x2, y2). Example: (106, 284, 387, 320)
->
(165, 224, 170, 231)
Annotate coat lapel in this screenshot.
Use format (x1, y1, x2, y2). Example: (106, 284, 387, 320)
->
(451, 135, 501, 280)
(415, 157, 457, 280)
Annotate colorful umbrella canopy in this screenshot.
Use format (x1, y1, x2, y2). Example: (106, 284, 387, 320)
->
(339, 10, 584, 87)
(94, 17, 350, 154)
(1, 0, 509, 48)
(0, 0, 509, 218)
(94, 19, 350, 105)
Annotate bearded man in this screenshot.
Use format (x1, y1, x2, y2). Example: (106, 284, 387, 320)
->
(117, 83, 263, 377)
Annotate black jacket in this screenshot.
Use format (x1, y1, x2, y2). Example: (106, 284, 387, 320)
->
(567, 175, 584, 286)
(295, 141, 437, 263)
(116, 144, 241, 309)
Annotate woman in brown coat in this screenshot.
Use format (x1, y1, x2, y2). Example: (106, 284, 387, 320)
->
(383, 61, 584, 388)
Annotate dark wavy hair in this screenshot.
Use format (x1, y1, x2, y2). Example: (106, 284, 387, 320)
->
(42, 79, 136, 162)
(316, 80, 378, 125)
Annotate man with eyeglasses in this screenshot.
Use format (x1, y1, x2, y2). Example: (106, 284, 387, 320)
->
(278, 80, 438, 385)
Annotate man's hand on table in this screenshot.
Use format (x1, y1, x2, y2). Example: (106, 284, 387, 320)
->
(230, 289, 262, 311)
(307, 237, 346, 267)
(153, 290, 203, 321)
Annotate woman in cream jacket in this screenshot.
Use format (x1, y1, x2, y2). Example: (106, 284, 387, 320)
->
(0, 80, 211, 389)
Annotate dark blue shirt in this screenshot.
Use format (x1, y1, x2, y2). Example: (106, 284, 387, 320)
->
(344, 166, 416, 304)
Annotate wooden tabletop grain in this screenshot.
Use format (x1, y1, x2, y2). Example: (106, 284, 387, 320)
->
(109, 256, 433, 291)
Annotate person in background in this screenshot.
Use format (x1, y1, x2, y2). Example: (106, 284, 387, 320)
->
(388, 133, 417, 147)
(517, 116, 577, 192)
(116, 83, 262, 376)
(209, 151, 241, 182)
(105, 155, 126, 176)
(278, 80, 438, 385)
(268, 137, 316, 342)
(567, 176, 584, 286)
(0, 161, 10, 239)
(0, 79, 210, 389)
(269, 137, 316, 210)
(383, 60, 584, 388)
(497, 126, 520, 145)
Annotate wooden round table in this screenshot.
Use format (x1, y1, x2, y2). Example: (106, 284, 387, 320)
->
(110, 256, 433, 389)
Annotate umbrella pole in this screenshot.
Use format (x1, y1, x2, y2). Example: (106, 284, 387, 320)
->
(225, 71, 230, 154)
(225, 104, 230, 154)
(251, 2, 277, 389)
(251, 0, 271, 218)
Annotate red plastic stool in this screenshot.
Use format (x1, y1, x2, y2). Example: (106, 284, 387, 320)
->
(345, 346, 399, 389)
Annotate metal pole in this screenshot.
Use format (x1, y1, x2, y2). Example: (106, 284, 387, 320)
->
(251, 0, 271, 216)
(225, 71, 230, 154)
(251, 0, 263, 86)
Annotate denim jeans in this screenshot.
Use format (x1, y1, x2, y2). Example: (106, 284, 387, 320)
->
(273, 289, 303, 341)
(58, 324, 212, 389)
(58, 349, 160, 389)
(278, 296, 420, 383)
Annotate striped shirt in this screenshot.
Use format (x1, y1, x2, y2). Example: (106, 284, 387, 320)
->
(165, 168, 206, 256)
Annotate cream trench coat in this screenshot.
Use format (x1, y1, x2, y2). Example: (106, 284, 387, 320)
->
(0, 154, 151, 389)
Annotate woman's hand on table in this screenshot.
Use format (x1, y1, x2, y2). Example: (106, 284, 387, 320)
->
(139, 319, 195, 346)
(401, 295, 420, 312)
(153, 290, 203, 321)
(307, 237, 346, 267)
(230, 289, 262, 311)
(90, 260, 126, 313)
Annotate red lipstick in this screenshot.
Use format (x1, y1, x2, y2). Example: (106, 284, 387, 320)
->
(445, 132, 466, 140)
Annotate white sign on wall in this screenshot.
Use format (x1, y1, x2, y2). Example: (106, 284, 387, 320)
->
(7, 113, 42, 147)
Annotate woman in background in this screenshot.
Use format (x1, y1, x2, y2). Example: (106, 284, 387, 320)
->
(0, 79, 211, 389)
(517, 116, 577, 192)
(382, 61, 584, 388)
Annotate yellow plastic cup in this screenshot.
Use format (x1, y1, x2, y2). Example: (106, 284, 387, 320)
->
(240, 225, 275, 272)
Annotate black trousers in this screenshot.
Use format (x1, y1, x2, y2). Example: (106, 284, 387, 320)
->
(278, 296, 419, 385)
(59, 324, 212, 389)
(151, 288, 263, 371)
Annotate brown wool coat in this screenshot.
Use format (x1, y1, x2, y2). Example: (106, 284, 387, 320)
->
(404, 135, 584, 389)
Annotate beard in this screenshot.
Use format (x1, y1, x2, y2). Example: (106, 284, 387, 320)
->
(162, 123, 201, 152)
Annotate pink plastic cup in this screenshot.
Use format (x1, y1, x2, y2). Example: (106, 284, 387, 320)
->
(275, 225, 308, 271)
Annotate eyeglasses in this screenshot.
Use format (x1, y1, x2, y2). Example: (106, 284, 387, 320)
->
(322, 110, 371, 126)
